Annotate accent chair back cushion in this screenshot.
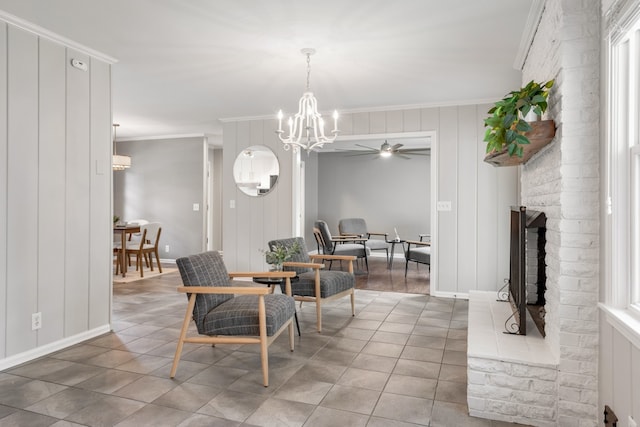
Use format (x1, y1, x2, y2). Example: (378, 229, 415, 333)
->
(338, 218, 368, 236)
(268, 237, 311, 276)
(176, 251, 233, 333)
(314, 220, 335, 252)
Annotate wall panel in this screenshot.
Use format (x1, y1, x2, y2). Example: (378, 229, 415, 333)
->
(0, 22, 7, 358)
(6, 26, 39, 355)
(437, 107, 459, 293)
(222, 122, 238, 268)
(37, 39, 66, 345)
(456, 105, 478, 290)
(64, 49, 91, 335)
(88, 58, 111, 329)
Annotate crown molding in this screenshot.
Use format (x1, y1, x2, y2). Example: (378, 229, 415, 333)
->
(0, 10, 117, 64)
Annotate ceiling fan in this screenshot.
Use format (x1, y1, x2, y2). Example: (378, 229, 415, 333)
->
(337, 141, 431, 159)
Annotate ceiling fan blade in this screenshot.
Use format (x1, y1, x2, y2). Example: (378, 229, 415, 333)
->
(344, 152, 377, 157)
(397, 148, 430, 152)
(355, 144, 379, 152)
(397, 154, 412, 160)
(391, 143, 404, 151)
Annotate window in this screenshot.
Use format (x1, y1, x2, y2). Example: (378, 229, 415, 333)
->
(608, 5, 640, 317)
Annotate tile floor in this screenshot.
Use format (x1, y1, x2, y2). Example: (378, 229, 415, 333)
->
(0, 267, 530, 426)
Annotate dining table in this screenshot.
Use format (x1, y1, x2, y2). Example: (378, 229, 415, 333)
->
(113, 224, 141, 277)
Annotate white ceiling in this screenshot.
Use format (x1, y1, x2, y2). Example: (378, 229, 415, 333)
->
(0, 0, 534, 143)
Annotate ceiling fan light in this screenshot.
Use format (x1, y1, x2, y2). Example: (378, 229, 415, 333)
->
(380, 151, 392, 158)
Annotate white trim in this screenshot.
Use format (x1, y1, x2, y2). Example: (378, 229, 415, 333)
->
(513, 0, 545, 70)
(0, 10, 117, 64)
(117, 133, 206, 142)
(219, 98, 500, 124)
(0, 325, 112, 371)
(431, 290, 468, 300)
(599, 303, 640, 349)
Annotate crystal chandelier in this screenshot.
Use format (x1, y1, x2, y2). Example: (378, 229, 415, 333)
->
(276, 48, 339, 153)
(112, 123, 131, 171)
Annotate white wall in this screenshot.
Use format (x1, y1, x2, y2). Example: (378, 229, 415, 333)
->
(0, 18, 112, 368)
(223, 105, 518, 297)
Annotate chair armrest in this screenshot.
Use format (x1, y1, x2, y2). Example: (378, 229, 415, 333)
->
(283, 261, 325, 269)
(368, 232, 388, 238)
(339, 233, 362, 238)
(310, 254, 357, 261)
(177, 286, 271, 295)
(331, 236, 366, 242)
(228, 271, 296, 279)
(405, 240, 430, 247)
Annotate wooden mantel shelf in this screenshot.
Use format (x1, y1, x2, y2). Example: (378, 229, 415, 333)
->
(484, 120, 556, 167)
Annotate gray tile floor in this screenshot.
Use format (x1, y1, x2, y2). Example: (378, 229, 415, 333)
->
(0, 269, 529, 426)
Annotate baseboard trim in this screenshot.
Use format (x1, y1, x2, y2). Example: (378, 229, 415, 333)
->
(0, 324, 112, 371)
(430, 290, 469, 299)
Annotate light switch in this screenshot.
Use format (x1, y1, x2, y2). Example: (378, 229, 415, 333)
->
(230, 200, 236, 209)
(437, 201, 452, 211)
(193, 203, 199, 211)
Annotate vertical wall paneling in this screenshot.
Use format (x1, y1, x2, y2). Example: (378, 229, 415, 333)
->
(88, 58, 111, 329)
(38, 39, 66, 345)
(437, 107, 459, 293)
(235, 121, 252, 270)
(476, 104, 500, 289)
(249, 120, 264, 269)
(338, 112, 353, 136)
(222, 122, 238, 269)
(0, 22, 7, 358)
(352, 112, 370, 134)
(457, 105, 478, 291)
(386, 110, 403, 133)
(65, 49, 91, 335)
(611, 330, 632, 421)
(6, 26, 38, 355)
(369, 111, 386, 134)
(420, 107, 439, 131)
(261, 122, 278, 263)
(403, 109, 421, 132)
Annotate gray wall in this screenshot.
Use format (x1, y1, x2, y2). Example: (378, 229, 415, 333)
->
(0, 19, 112, 367)
(317, 151, 430, 243)
(114, 136, 207, 260)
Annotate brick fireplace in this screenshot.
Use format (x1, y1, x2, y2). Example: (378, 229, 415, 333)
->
(467, 1, 600, 426)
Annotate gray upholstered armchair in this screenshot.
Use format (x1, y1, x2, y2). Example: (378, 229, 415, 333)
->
(404, 234, 431, 277)
(314, 220, 369, 272)
(171, 251, 296, 387)
(268, 237, 356, 332)
(338, 217, 389, 263)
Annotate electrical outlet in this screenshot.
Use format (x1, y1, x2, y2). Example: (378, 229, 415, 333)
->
(630, 416, 637, 427)
(193, 203, 199, 211)
(32, 312, 41, 330)
(165, 245, 170, 253)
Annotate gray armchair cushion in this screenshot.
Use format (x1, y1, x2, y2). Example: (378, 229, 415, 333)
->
(176, 251, 233, 333)
(268, 236, 355, 299)
(268, 237, 312, 276)
(407, 246, 431, 264)
(202, 294, 295, 336)
(338, 218, 367, 236)
(176, 250, 295, 337)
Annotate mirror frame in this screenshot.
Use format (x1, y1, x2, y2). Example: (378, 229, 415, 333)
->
(232, 145, 280, 197)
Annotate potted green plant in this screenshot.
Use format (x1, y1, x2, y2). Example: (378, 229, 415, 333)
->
(483, 80, 555, 165)
(261, 241, 301, 271)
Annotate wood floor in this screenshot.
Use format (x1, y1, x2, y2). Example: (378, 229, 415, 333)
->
(346, 255, 430, 295)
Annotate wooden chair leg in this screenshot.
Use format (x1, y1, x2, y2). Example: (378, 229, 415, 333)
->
(350, 289, 355, 316)
(171, 295, 196, 378)
(258, 296, 269, 387)
(155, 249, 163, 273)
(316, 298, 322, 333)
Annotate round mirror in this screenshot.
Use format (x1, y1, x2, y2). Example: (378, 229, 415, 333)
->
(233, 145, 280, 197)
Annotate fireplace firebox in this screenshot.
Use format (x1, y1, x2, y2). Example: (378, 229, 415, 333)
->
(500, 206, 546, 336)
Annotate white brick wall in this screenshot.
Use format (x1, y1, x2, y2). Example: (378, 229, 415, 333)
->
(468, 1, 600, 426)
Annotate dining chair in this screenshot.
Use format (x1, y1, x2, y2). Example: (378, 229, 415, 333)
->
(314, 220, 369, 272)
(125, 222, 162, 277)
(172, 251, 296, 387)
